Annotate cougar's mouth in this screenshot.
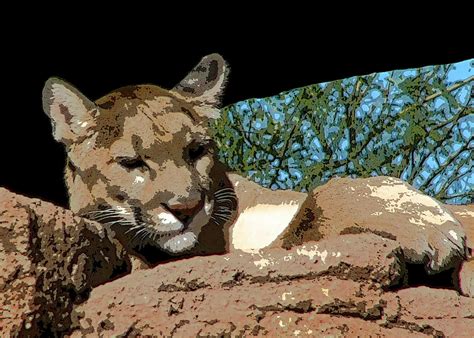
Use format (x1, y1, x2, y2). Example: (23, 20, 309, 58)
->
(162, 197, 206, 231)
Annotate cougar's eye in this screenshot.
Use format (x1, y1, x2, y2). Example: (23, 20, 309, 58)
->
(187, 142, 209, 162)
(117, 157, 148, 170)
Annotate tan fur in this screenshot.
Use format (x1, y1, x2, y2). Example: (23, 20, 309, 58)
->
(42, 54, 468, 275)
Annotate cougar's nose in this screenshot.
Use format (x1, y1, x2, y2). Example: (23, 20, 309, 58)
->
(161, 199, 204, 225)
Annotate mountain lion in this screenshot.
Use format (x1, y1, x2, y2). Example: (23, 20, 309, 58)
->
(42, 54, 467, 279)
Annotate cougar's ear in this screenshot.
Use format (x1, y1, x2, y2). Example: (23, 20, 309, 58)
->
(42, 77, 98, 146)
(171, 53, 229, 119)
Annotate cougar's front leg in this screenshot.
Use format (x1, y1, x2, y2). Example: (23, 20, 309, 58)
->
(277, 176, 468, 285)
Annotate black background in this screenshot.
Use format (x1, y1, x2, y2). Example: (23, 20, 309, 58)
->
(1, 17, 473, 208)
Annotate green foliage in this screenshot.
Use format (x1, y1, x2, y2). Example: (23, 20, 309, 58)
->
(212, 61, 474, 204)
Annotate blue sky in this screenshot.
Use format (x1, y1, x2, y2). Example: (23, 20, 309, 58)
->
(447, 59, 473, 82)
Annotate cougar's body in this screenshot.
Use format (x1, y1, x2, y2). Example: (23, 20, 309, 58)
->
(42, 54, 467, 274)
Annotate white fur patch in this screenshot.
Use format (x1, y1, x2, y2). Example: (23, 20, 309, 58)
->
(162, 232, 197, 253)
(158, 212, 178, 225)
(156, 212, 183, 232)
(368, 181, 459, 226)
(231, 202, 300, 252)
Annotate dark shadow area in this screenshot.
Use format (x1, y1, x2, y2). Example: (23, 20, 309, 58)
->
(131, 243, 179, 267)
(406, 264, 458, 290)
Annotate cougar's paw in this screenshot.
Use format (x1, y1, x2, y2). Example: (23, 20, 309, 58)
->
(395, 219, 467, 274)
(361, 177, 468, 275)
(313, 176, 469, 276)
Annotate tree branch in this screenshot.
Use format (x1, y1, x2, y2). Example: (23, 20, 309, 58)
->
(436, 163, 473, 201)
(353, 75, 474, 161)
(423, 75, 474, 103)
(418, 138, 472, 192)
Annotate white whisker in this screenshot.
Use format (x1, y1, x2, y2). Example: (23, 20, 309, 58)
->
(124, 225, 143, 234)
(132, 227, 148, 241)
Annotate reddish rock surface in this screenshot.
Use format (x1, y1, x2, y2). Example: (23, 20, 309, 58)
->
(1, 188, 473, 337)
(0, 188, 129, 336)
(72, 233, 474, 337)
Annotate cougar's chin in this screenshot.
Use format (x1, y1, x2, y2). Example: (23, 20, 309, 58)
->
(160, 232, 198, 253)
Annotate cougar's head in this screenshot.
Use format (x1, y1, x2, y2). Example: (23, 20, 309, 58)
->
(42, 54, 236, 255)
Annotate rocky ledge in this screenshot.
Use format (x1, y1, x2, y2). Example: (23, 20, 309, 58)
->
(0, 187, 473, 337)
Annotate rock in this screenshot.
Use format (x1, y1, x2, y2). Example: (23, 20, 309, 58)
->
(0, 188, 130, 336)
(1, 184, 473, 336)
(382, 286, 474, 337)
(70, 232, 474, 337)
